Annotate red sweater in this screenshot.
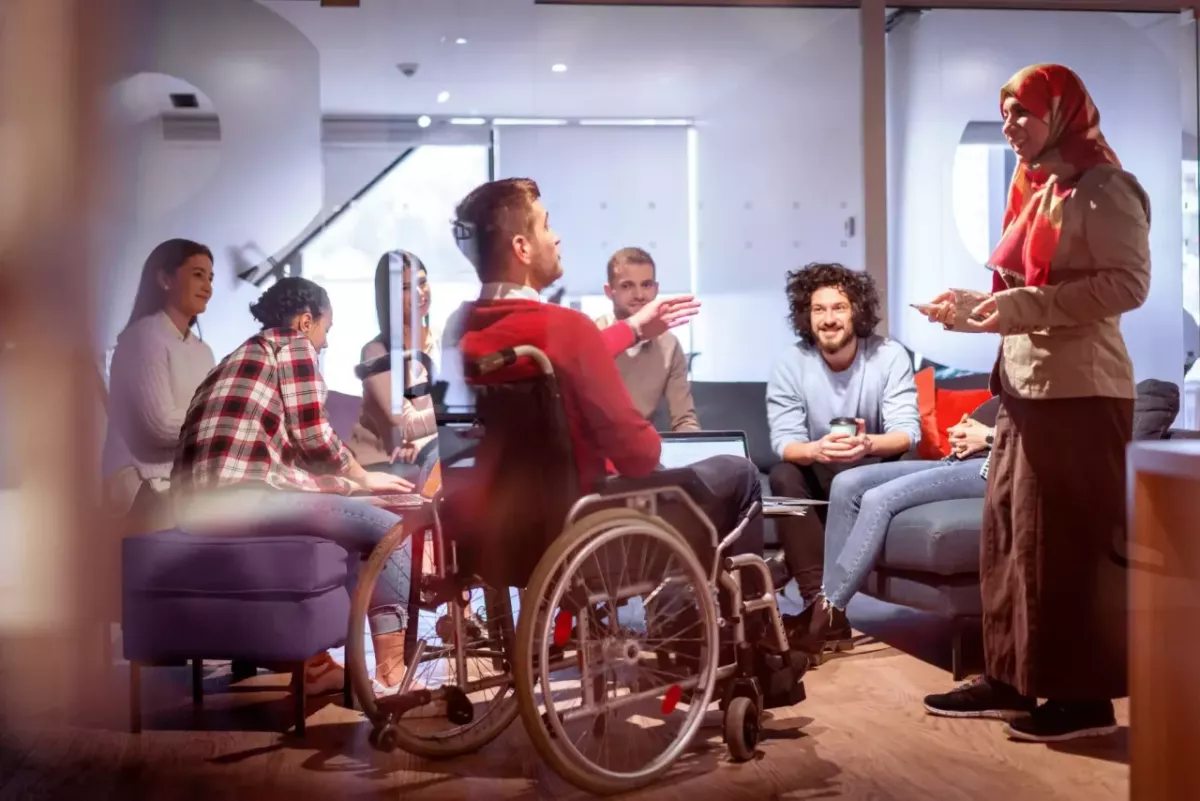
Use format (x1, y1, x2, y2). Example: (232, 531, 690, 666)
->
(458, 300, 662, 492)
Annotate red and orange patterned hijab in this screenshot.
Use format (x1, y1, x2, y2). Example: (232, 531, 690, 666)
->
(988, 64, 1120, 292)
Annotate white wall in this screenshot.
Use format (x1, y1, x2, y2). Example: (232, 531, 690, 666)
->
(888, 10, 1186, 388)
(495, 126, 691, 295)
(690, 9, 864, 382)
(101, 0, 324, 362)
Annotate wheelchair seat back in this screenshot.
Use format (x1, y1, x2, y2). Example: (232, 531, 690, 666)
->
(444, 358, 580, 589)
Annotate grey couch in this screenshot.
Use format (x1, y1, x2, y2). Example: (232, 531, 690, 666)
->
(657, 377, 1192, 679)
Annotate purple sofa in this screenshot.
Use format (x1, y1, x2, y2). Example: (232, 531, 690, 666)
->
(121, 529, 354, 735)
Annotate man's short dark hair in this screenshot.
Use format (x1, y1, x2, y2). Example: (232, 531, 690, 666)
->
(785, 262, 881, 347)
(606, 247, 656, 285)
(454, 178, 541, 281)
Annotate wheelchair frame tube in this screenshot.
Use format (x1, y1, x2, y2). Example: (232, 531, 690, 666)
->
(724, 553, 790, 654)
(566, 488, 719, 549)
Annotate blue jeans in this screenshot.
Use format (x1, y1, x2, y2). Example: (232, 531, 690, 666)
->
(821, 458, 987, 610)
(177, 488, 413, 636)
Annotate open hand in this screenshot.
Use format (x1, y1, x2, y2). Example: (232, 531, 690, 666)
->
(629, 295, 701, 340)
(359, 471, 415, 494)
(917, 291, 956, 326)
(390, 443, 419, 465)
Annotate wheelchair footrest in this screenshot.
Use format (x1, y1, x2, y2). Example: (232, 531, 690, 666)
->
(758, 650, 808, 710)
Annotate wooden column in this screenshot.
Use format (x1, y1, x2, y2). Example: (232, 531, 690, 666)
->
(0, 0, 121, 723)
(1127, 440, 1200, 800)
(860, 0, 889, 335)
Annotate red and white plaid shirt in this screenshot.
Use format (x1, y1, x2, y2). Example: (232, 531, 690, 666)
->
(172, 327, 356, 495)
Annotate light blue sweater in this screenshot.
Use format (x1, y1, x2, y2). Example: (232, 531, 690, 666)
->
(766, 336, 921, 464)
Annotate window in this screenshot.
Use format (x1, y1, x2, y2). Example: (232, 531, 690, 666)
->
(300, 145, 490, 396)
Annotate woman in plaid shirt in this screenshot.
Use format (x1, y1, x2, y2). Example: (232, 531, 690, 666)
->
(172, 277, 417, 693)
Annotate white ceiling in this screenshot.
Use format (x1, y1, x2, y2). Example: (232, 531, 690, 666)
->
(257, 0, 841, 118)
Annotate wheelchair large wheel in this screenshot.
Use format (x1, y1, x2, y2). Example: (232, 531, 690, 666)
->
(346, 518, 520, 759)
(513, 508, 721, 796)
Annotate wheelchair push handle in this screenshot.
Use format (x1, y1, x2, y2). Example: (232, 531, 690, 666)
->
(470, 345, 555, 378)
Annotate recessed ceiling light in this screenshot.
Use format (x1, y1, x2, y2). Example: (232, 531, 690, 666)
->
(437, 91, 450, 104)
(450, 117, 487, 125)
(417, 115, 432, 128)
(551, 63, 568, 73)
(455, 37, 467, 45)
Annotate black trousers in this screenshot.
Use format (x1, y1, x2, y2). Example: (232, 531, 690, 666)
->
(656, 454, 765, 595)
(768, 461, 836, 605)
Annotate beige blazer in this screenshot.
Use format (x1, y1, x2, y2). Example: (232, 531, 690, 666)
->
(949, 164, 1151, 400)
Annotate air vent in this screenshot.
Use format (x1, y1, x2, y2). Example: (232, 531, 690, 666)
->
(169, 92, 199, 109)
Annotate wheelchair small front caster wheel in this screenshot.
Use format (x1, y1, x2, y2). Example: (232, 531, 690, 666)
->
(723, 696, 759, 762)
(372, 724, 401, 753)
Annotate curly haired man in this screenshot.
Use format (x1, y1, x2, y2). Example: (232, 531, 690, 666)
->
(765, 262, 920, 645)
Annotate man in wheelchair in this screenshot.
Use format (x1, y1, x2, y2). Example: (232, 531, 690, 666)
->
(445, 178, 805, 710)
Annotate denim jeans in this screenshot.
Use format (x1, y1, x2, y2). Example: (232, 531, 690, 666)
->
(176, 487, 412, 636)
(821, 458, 987, 610)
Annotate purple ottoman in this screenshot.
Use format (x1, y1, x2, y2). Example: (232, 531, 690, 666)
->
(122, 529, 353, 735)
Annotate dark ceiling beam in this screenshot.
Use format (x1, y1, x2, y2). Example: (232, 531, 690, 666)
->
(537, 0, 1186, 11)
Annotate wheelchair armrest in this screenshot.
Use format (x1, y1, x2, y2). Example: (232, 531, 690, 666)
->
(595, 468, 718, 509)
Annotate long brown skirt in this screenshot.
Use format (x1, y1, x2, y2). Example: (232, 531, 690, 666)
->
(981, 391, 1133, 701)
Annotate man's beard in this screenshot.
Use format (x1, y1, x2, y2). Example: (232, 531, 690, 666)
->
(817, 326, 854, 354)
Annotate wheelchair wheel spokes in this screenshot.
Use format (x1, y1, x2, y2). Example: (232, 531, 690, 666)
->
(515, 510, 720, 796)
(347, 522, 519, 759)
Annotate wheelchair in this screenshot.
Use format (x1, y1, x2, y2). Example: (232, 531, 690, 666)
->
(345, 345, 807, 796)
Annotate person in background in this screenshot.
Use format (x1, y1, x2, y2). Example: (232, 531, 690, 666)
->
(918, 64, 1149, 741)
(765, 262, 920, 639)
(347, 250, 439, 482)
(102, 238, 216, 530)
(594, 247, 699, 432)
(172, 277, 415, 696)
(801, 399, 997, 655)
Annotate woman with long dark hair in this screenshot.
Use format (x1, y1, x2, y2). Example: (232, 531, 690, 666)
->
(101, 238, 216, 525)
(919, 64, 1150, 741)
(346, 250, 439, 482)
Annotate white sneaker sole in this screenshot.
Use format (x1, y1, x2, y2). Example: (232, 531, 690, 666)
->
(1004, 722, 1119, 742)
(923, 704, 1030, 720)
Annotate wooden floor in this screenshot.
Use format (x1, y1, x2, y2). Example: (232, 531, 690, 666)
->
(0, 599, 1129, 801)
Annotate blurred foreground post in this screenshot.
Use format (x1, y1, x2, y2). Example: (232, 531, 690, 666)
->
(0, 0, 121, 723)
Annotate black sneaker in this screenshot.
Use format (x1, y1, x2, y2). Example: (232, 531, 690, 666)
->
(923, 676, 1037, 719)
(1004, 700, 1118, 742)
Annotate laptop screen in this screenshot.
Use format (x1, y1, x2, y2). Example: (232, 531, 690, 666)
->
(658, 431, 749, 470)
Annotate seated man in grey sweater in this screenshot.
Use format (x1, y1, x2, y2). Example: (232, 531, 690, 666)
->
(765, 262, 920, 641)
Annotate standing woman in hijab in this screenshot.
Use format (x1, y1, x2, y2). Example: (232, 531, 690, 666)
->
(918, 64, 1150, 741)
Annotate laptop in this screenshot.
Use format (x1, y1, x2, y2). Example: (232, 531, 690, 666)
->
(658, 430, 750, 470)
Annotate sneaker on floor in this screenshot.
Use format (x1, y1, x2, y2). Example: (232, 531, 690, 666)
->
(923, 676, 1037, 719)
(304, 653, 346, 697)
(1004, 700, 1118, 742)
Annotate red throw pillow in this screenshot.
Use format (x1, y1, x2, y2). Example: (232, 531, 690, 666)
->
(914, 367, 992, 458)
(935, 387, 993, 453)
(914, 368, 942, 459)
